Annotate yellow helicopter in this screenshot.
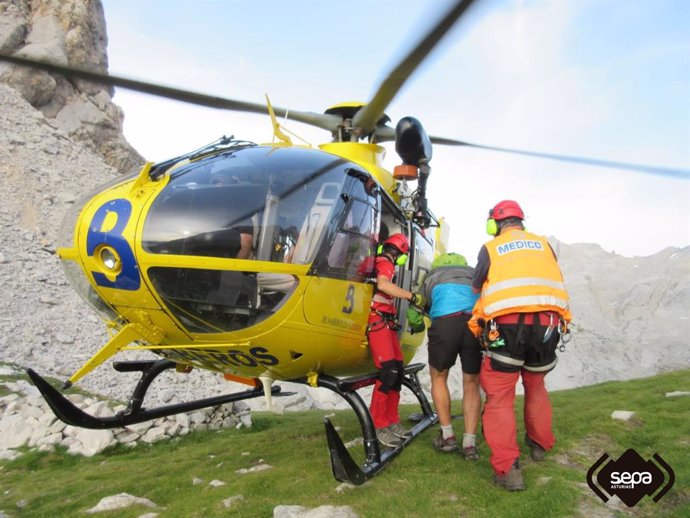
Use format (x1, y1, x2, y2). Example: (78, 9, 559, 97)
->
(1, 0, 687, 485)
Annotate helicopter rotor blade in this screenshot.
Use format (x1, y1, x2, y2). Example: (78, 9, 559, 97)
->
(374, 124, 688, 179)
(429, 136, 690, 180)
(3, 50, 684, 180)
(352, 0, 478, 135)
(0, 52, 342, 132)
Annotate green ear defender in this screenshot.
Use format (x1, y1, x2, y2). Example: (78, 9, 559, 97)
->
(378, 244, 408, 265)
(486, 218, 498, 236)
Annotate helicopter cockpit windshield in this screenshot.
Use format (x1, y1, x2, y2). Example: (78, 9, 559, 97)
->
(142, 146, 348, 265)
(139, 145, 380, 334)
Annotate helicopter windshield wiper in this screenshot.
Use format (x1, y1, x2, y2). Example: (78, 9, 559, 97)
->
(150, 136, 258, 179)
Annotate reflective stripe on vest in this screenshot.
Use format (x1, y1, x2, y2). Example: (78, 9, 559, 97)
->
(484, 294, 569, 315)
(371, 255, 396, 311)
(483, 277, 566, 296)
(478, 230, 570, 320)
(372, 293, 393, 304)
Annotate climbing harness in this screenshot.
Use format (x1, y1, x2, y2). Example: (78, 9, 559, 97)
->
(366, 310, 400, 334)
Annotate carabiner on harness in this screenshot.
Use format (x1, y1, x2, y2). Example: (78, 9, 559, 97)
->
(487, 320, 505, 349)
(557, 318, 571, 351)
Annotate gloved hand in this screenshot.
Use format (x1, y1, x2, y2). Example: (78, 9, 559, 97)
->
(410, 292, 425, 308)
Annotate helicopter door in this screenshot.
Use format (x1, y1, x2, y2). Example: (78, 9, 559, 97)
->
(410, 226, 433, 296)
(397, 225, 434, 356)
(376, 194, 415, 320)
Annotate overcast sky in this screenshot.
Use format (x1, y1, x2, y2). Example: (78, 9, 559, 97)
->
(101, 0, 689, 260)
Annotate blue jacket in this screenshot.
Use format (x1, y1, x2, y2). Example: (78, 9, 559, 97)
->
(420, 266, 478, 320)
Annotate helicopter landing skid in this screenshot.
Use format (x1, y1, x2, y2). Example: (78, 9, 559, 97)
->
(25, 359, 289, 429)
(315, 362, 437, 485)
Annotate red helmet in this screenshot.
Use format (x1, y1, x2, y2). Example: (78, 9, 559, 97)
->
(489, 200, 525, 221)
(383, 233, 410, 254)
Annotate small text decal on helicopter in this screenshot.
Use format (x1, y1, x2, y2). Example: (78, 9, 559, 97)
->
(160, 346, 279, 370)
(322, 316, 362, 332)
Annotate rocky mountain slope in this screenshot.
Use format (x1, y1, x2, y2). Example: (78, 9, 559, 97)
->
(0, 0, 142, 174)
(0, 81, 688, 411)
(552, 241, 689, 388)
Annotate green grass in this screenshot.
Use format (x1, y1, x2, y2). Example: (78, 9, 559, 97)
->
(1, 368, 688, 517)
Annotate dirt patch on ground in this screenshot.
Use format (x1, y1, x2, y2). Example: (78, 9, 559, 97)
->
(553, 434, 642, 517)
(575, 487, 632, 518)
(552, 433, 618, 470)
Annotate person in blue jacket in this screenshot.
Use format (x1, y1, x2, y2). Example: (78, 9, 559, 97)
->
(417, 252, 481, 459)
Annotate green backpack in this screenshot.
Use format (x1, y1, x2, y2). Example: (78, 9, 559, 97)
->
(406, 306, 425, 334)
(431, 252, 467, 269)
(407, 253, 468, 334)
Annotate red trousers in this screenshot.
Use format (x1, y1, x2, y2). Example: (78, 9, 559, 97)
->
(368, 313, 403, 430)
(479, 356, 556, 474)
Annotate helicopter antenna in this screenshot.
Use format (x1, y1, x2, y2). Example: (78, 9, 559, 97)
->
(265, 94, 292, 145)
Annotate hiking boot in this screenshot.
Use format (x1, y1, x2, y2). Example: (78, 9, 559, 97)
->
(432, 432, 459, 453)
(462, 445, 480, 461)
(525, 433, 546, 461)
(492, 460, 525, 491)
(389, 422, 412, 439)
(377, 426, 403, 448)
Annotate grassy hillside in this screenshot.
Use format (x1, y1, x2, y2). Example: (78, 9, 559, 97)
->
(1, 369, 688, 517)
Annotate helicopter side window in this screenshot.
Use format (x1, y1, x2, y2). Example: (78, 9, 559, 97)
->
(290, 182, 342, 264)
(326, 199, 378, 280)
(307, 171, 381, 281)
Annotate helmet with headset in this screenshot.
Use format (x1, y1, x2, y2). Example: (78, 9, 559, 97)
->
(383, 233, 410, 254)
(486, 200, 525, 235)
(379, 233, 410, 265)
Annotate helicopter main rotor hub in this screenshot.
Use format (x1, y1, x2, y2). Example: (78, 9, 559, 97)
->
(324, 103, 391, 143)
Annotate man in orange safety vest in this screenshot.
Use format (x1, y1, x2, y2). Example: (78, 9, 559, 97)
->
(469, 200, 571, 491)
